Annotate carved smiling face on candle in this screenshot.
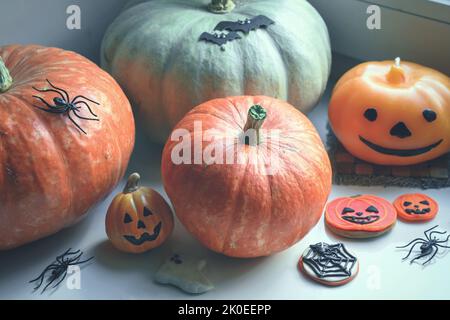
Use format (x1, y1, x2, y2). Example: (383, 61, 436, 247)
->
(329, 58, 450, 165)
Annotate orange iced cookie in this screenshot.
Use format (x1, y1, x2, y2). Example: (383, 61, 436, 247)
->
(393, 193, 438, 222)
(325, 195, 397, 238)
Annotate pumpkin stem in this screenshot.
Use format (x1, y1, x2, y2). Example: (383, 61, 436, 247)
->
(123, 173, 141, 193)
(386, 57, 405, 84)
(0, 57, 12, 93)
(208, 0, 235, 13)
(243, 104, 267, 146)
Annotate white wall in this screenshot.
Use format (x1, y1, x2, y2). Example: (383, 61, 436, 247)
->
(1, 0, 449, 74)
(0, 0, 127, 63)
(309, 0, 450, 74)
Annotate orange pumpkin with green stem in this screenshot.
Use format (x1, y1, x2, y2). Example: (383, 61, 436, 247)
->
(162, 96, 332, 258)
(329, 57, 450, 165)
(0, 45, 135, 250)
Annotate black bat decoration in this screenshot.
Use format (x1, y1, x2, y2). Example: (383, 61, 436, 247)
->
(199, 31, 241, 50)
(214, 15, 275, 34)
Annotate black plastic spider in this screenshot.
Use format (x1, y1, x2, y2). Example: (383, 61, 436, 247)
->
(29, 248, 94, 293)
(32, 79, 100, 134)
(397, 225, 450, 265)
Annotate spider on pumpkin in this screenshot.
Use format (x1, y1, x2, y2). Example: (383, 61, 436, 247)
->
(29, 248, 94, 293)
(397, 225, 450, 265)
(32, 79, 100, 134)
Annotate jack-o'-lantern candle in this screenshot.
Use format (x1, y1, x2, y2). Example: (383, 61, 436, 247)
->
(329, 58, 450, 165)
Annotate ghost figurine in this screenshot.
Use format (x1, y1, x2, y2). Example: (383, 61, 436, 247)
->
(154, 253, 214, 294)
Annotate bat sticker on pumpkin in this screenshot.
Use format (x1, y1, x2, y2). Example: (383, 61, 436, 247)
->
(32, 79, 100, 135)
(199, 31, 241, 50)
(199, 15, 274, 50)
(214, 15, 275, 34)
(105, 173, 174, 254)
(298, 242, 359, 286)
(325, 195, 397, 238)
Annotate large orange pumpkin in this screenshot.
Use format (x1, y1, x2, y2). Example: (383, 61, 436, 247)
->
(162, 96, 332, 258)
(329, 58, 450, 165)
(0, 45, 135, 250)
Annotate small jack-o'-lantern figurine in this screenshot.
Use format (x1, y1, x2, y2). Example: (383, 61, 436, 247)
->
(329, 57, 450, 165)
(106, 173, 174, 253)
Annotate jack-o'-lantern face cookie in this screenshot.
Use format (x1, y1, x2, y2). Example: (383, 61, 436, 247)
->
(325, 195, 397, 238)
(393, 193, 438, 222)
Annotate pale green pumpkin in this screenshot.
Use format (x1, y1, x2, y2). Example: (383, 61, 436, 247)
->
(101, 0, 331, 142)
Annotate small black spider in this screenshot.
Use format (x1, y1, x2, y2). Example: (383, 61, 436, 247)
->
(29, 248, 94, 293)
(397, 225, 450, 265)
(32, 79, 100, 135)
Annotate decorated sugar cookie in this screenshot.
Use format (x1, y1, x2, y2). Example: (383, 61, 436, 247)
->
(393, 193, 438, 222)
(298, 242, 359, 286)
(325, 195, 397, 238)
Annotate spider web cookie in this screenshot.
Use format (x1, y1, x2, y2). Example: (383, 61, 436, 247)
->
(298, 242, 359, 286)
